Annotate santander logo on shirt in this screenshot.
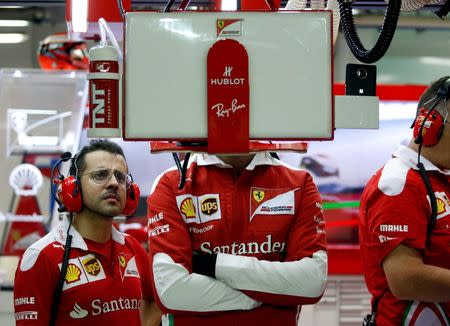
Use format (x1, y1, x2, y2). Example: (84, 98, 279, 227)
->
(69, 298, 141, 319)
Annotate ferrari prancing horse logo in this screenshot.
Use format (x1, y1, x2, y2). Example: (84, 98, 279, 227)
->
(253, 190, 265, 203)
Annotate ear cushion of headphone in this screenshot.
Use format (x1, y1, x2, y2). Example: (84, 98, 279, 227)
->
(58, 176, 83, 213)
(413, 108, 445, 147)
(122, 183, 140, 216)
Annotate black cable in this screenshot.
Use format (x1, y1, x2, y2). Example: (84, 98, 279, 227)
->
(116, 0, 126, 20)
(178, 153, 191, 190)
(338, 0, 401, 63)
(172, 153, 182, 175)
(416, 161, 438, 245)
(414, 96, 441, 244)
(49, 214, 74, 326)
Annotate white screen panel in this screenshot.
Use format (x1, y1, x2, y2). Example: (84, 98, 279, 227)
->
(125, 11, 333, 140)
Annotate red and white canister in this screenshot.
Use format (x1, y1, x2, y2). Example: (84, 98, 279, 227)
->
(87, 45, 121, 138)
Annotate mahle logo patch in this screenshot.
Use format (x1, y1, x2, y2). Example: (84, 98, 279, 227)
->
(201, 198, 218, 215)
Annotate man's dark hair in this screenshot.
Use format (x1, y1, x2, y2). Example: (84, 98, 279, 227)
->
(69, 139, 126, 177)
(417, 76, 450, 115)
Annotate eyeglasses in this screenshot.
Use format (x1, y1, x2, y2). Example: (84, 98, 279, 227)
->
(81, 168, 132, 188)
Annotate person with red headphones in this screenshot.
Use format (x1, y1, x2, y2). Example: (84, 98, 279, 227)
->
(13, 139, 161, 326)
(359, 76, 450, 326)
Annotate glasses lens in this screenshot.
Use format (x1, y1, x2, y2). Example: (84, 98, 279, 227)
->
(125, 174, 132, 189)
(88, 169, 130, 188)
(114, 171, 126, 185)
(92, 169, 110, 183)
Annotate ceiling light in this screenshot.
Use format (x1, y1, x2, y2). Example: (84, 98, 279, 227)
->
(0, 6, 24, 9)
(0, 20, 29, 27)
(0, 33, 28, 44)
(71, 0, 88, 33)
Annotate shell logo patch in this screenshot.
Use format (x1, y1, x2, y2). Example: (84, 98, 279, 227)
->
(435, 191, 450, 220)
(253, 189, 265, 203)
(65, 264, 81, 284)
(181, 197, 196, 218)
(82, 257, 101, 276)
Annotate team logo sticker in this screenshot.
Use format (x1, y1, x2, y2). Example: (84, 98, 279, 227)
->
(181, 198, 196, 218)
(200, 197, 218, 215)
(253, 189, 265, 203)
(435, 191, 450, 220)
(69, 303, 88, 319)
(177, 194, 222, 224)
(82, 257, 101, 276)
(118, 255, 126, 268)
(65, 264, 81, 284)
(119, 256, 140, 281)
(198, 194, 222, 223)
(176, 195, 200, 224)
(249, 187, 297, 221)
(216, 19, 242, 37)
(60, 255, 106, 291)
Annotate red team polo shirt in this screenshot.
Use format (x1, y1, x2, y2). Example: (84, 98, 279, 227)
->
(13, 218, 152, 325)
(147, 153, 328, 326)
(360, 146, 450, 326)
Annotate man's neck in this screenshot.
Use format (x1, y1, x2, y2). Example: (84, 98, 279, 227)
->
(72, 212, 113, 244)
(217, 154, 255, 175)
(408, 140, 449, 170)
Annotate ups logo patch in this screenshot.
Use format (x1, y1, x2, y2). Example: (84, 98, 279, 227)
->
(82, 257, 101, 276)
(200, 198, 218, 215)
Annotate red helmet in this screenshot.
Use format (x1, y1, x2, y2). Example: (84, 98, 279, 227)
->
(38, 33, 89, 71)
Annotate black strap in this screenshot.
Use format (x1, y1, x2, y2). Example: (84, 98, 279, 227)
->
(49, 215, 73, 326)
(416, 162, 438, 246)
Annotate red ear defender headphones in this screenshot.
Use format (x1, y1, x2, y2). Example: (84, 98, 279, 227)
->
(412, 108, 445, 147)
(53, 152, 140, 215)
(412, 78, 450, 147)
(122, 182, 140, 216)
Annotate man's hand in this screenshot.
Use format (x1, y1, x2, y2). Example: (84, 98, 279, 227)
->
(192, 252, 217, 278)
(140, 299, 162, 326)
(383, 244, 450, 302)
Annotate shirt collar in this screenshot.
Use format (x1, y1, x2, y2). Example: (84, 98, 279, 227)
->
(52, 216, 125, 250)
(393, 145, 450, 175)
(193, 152, 278, 170)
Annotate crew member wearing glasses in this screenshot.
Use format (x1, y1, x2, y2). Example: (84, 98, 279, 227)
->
(13, 139, 161, 326)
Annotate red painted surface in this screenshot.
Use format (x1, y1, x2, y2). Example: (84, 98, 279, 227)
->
(66, 0, 131, 22)
(334, 83, 427, 101)
(207, 39, 250, 153)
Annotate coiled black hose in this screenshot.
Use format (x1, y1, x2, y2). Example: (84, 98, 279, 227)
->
(338, 0, 401, 64)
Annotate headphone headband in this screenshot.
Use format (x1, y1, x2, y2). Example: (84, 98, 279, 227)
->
(435, 77, 450, 102)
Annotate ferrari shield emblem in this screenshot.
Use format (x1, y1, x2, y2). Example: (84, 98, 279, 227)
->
(217, 20, 224, 29)
(118, 255, 126, 268)
(253, 190, 265, 203)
